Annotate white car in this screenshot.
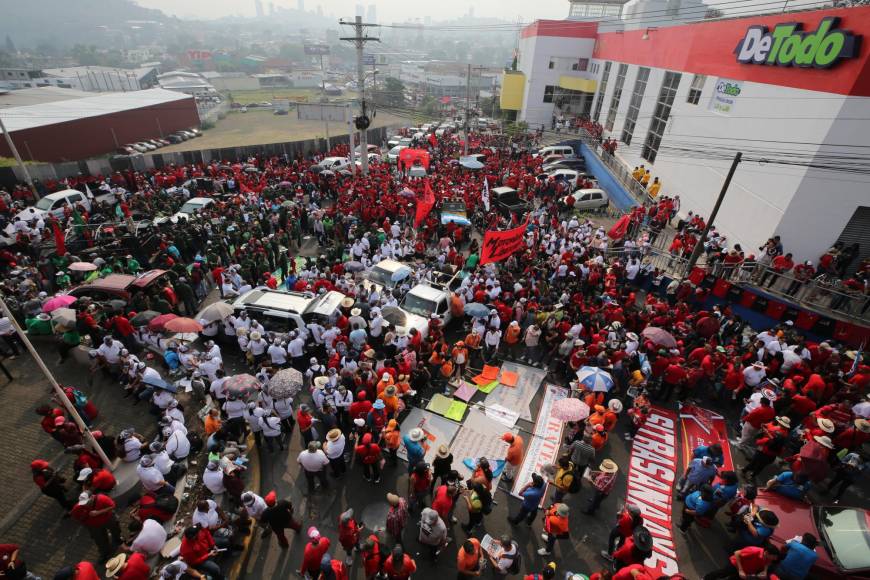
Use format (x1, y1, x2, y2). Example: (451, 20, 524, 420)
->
(547, 168, 590, 188)
(381, 283, 454, 339)
(559, 188, 610, 211)
(362, 259, 412, 295)
(318, 156, 350, 170)
(157, 196, 214, 224)
(16, 189, 92, 222)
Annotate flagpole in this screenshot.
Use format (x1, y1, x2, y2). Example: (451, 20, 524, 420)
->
(0, 298, 112, 467)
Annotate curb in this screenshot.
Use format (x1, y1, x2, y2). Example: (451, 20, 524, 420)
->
(229, 432, 261, 579)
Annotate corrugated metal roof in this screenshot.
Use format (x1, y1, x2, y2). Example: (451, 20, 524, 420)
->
(0, 88, 192, 134)
(0, 86, 93, 109)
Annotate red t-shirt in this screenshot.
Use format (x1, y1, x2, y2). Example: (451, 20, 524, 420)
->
(613, 564, 653, 580)
(71, 494, 116, 527)
(729, 546, 767, 574)
(118, 552, 150, 580)
(744, 406, 775, 428)
(74, 562, 101, 580)
(180, 528, 215, 566)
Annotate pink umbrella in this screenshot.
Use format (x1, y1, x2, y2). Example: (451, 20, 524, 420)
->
(42, 295, 77, 313)
(225, 373, 261, 398)
(551, 398, 591, 422)
(163, 317, 204, 333)
(641, 326, 678, 349)
(148, 313, 178, 332)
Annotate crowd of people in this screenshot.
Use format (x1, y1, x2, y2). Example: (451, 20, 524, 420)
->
(0, 118, 867, 580)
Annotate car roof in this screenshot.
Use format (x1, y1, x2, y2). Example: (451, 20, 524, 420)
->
(85, 274, 136, 291)
(573, 188, 606, 196)
(131, 269, 168, 288)
(186, 197, 213, 205)
(371, 259, 407, 273)
(44, 189, 82, 200)
(408, 284, 446, 301)
(305, 290, 346, 317)
(235, 288, 311, 313)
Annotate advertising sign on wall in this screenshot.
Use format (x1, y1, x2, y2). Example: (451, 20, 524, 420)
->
(709, 78, 743, 115)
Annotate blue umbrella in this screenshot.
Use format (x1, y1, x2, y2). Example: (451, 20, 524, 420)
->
(143, 376, 177, 392)
(464, 303, 490, 318)
(441, 213, 472, 226)
(576, 366, 614, 392)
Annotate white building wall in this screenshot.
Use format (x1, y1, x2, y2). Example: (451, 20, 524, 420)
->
(518, 35, 595, 128)
(592, 60, 869, 263)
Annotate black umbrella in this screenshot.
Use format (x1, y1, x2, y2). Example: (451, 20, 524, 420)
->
(131, 310, 161, 327)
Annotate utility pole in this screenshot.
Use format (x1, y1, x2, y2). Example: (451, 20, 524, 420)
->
(347, 102, 355, 169)
(0, 297, 111, 467)
(683, 152, 742, 277)
(319, 53, 330, 152)
(463, 63, 471, 156)
(340, 16, 379, 176)
(0, 114, 38, 198)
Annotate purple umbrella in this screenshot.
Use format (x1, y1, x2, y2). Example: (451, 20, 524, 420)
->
(641, 327, 678, 349)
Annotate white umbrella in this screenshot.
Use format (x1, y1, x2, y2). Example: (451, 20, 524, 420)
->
(576, 366, 614, 392)
(197, 301, 235, 322)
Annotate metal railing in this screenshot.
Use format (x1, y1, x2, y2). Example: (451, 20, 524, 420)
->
(574, 128, 655, 207)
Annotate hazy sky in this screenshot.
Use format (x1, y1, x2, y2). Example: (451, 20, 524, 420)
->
(134, 0, 569, 22)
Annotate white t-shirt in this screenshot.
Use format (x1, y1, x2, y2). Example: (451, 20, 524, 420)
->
(137, 464, 165, 492)
(203, 467, 225, 495)
(191, 499, 221, 529)
(165, 431, 190, 459)
(297, 449, 329, 472)
(131, 518, 168, 555)
(98, 341, 123, 364)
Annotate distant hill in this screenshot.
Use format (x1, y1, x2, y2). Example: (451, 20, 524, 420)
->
(0, 0, 170, 49)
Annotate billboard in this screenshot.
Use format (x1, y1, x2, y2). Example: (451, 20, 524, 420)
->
(304, 44, 331, 56)
(296, 102, 349, 122)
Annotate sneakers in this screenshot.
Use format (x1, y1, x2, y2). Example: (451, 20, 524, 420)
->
(374, 477, 381, 483)
(540, 533, 549, 542)
(537, 548, 551, 556)
(624, 434, 633, 440)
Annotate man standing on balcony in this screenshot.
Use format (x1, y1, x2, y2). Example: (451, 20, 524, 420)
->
(761, 253, 795, 289)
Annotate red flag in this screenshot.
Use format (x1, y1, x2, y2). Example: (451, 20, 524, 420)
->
(480, 220, 528, 265)
(607, 215, 630, 239)
(414, 180, 436, 228)
(52, 221, 66, 256)
(428, 133, 437, 148)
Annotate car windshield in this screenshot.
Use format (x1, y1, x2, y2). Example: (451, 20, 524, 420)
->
(818, 507, 870, 571)
(366, 266, 396, 288)
(179, 201, 205, 214)
(35, 198, 55, 210)
(401, 292, 437, 317)
(389, 147, 404, 155)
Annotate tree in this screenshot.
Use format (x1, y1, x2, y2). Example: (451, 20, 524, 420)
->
(376, 77, 405, 108)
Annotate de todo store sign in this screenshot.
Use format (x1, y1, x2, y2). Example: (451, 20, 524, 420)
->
(735, 16, 861, 69)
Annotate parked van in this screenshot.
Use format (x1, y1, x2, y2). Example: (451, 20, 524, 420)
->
(535, 145, 577, 159)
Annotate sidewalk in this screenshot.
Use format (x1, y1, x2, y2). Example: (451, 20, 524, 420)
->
(0, 337, 157, 578)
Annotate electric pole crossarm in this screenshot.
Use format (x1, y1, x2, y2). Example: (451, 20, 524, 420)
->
(340, 16, 380, 176)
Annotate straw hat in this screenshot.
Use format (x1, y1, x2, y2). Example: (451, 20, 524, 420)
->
(816, 418, 835, 433)
(599, 459, 618, 473)
(387, 493, 401, 506)
(314, 376, 330, 390)
(436, 444, 450, 458)
(105, 554, 127, 578)
(326, 429, 342, 442)
(813, 435, 834, 449)
(856, 418, 870, 433)
(408, 428, 425, 441)
(363, 349, 376, 359)
(250, 330, 261, 341)
(350, 308, 362, 317)
(341, 297, 355, 309)
(775, 416, 791, 429)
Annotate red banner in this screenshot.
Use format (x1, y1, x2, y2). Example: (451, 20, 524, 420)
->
(480, 221, 528, 265)
(624, 405, 680, 578)
(678, 403, 734, 474)
(52, 221, 66, 256)
(414, 180, 436, 228)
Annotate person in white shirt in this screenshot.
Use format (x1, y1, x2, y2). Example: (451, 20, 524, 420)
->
(164, 427, 190, 460)
(267, 339, 287, 366)
(165, 400, 185, 425)
(129, 518, 168, 556)
(199, 354, 221, 382)
(259, 410, 284, 452)
(743, 361, 767, 388)
(324, 428, 347, 477)
(223, 394, 248, 439)
(241, 491, 268, 521)
(209, 370, 228, 405)
(159, 414, 187, 436)
(148, 441, 177, 480)
(97, 336, 123, 365)
(484, 327, 502, 362)
(191, 499, 225, 531)
(297, 441, 330, 494)
(152, 389, 176, 411)
(202, 461, 226, 497)
(137, 455, 172, 493)
(273, 395, 295, 432)
(287, 332, 306, 367)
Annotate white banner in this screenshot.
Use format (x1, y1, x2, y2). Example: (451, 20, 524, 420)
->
(482, 177, 491, 211)
(449, 408, 516, 485)
(484, 362, 547, 422)
(398, 408, 461, 464)
(510, 383, 568, 505)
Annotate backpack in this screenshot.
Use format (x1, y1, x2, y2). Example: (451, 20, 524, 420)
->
(567, 471, 581, 494)
(506, 544, 522, 574)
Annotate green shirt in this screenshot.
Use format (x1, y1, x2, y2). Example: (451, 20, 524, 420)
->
(62, 330, 81, 345)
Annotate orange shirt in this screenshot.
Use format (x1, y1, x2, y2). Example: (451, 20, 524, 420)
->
(376, 378, 394, 395)
(457, 538, 481, 573)
(378, 394, 399, 416)
(602, 411, 618, 432)
(464, 333, 482, 349)
(505, 325, 522, 345)
(505, 435, 524, 466)
(204, 415, 222, 436)
(383, 429, 401, 450)
(544, 508, 569, 536)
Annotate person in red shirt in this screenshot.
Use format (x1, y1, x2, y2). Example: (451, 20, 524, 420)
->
(360, 534, 384, 580)
(738, 398, 775, 450)
(70, 491, 122, 561)
(383, 545, 416, 580)
(613, 563, 655, 580)
(603, 504, 644, 559)
(78, 466, 117, 493)
(338, 509, 361, 565)
(301, 528, 331, 577)
(661, 362, 687, 401)
(105, 552, 150, 580)
(179, 525, 222, 579)
(52, 561, 101, 580)
(703, 544, 779, 579)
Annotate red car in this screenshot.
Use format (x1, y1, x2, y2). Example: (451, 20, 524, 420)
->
(755, 491, 870, 579)
(69, 269, 169, 305)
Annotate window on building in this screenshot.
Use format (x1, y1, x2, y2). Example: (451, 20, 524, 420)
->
(548, 59, 555, 69)
(592, 61, 611, 122)
(686, 73, 706, 105)
(605, 63, 628, 132)
(572, 58, 589, 71)
(569, 4, 587, 17)
(543, 85, 556, 103)
(642, 71, 682, 164)
(587, 4, 604, 17)
(604, 4, 622, 16)
(621, 67, 649, 146)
